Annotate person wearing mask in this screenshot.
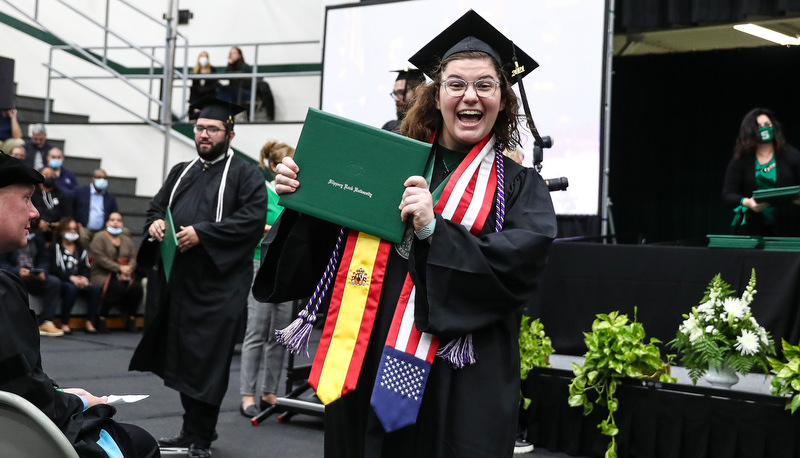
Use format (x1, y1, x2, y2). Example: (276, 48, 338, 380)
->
(73, 168, 120, 246)
(0, 107, 24, 153)
(239, 140, 296, 418)
(723, 107, 800, 236)
(31, 166, 73, 242)
(130, 97, 266, 458)
(23, 123, 53, 170)
(89, 212, 143, 334)
(188, 51, 221, 120)
(0, 153, 160, 458)
(46, 147, 79, 193)
(49, 217, 101, 334)
(382, 68, 427, 133)
(254, 10, 556, 457)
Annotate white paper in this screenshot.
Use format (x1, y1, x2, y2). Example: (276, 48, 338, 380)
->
(107, 395, 149, 404)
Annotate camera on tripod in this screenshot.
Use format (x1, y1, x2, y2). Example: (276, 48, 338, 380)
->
(533, 135, 569, 192)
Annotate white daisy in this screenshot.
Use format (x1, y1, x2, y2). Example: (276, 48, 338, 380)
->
(722, 297, 747, 320)
(735, 329, 760, 356)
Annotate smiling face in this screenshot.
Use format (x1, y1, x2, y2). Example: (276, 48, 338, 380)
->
(0, 183, 39, 253)
(106, 212, 123, 229)
(194, 118, 232, 160)
(435, 57, 504, 151)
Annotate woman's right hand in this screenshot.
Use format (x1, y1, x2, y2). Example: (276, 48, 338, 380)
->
(742, 197, 769, 213)
(274, 156, 300, 196)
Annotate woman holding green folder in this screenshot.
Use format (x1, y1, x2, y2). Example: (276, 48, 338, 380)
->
(256, 10, 556, 458)
(723, 108, 800, 236)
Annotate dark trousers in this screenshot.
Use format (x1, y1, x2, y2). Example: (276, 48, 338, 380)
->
(59, 280, 102, 323)
(24, 274, 61, 324)
(180, 392, 220, 448)
(100, 279, 143, 318)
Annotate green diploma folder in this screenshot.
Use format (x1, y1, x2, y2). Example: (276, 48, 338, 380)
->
(279, 108, 432, 243)
(160, 207, 178, 281)
(753, 185, 800, 205)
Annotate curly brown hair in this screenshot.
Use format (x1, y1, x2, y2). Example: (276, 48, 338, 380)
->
(400, 51, 521, 151)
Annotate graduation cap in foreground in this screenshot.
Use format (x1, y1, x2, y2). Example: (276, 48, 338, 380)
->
(0, 151, 44, 188)
(408, 9, 545, 150)
(189, 96, 246, 126)
(391, 68, 426, 84)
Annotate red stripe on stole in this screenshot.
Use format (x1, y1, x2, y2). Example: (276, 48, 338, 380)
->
(425, 334, 440, 362)
(451, 171, 478, 224)
(308, 230, 359, 390)
(386, 278, 415, 347)
(341, 239, 391, 392)
(405, 320, 423, 355)
(470, 161, 497, 235)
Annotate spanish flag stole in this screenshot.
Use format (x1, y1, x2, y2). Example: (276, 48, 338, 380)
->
(308, 134, 501, 409)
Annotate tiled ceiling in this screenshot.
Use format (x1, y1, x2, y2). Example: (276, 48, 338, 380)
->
(614, 16, 800, 55)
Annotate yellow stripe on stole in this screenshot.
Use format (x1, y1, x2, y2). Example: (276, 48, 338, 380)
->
(315, 232, 382, 404)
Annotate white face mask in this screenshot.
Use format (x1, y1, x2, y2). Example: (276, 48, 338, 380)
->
(64, 232, 80, 242)
(199, 56, 209, 67)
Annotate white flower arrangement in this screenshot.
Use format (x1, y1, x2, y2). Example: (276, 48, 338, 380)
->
(669, 269, 775, 384)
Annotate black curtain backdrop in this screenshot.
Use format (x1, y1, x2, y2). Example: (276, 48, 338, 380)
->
(609, 45, 800, 244)
(615, 0, 800, 31)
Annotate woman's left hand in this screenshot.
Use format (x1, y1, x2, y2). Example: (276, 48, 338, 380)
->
(400, 176, 434, 231)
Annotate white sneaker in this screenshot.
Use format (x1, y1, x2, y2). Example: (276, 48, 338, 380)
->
(39, 321, 65, 337)
(514, 439, 534, 454)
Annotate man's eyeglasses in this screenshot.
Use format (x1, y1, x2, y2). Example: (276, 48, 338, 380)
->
(390, 89, 409, 101)
(441, 78, 500, 98)
(193, 125, 225, 135)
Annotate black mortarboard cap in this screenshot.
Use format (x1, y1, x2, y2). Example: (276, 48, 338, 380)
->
(0, 151, 44, 188)
(408, 9, 538, 85)
(391, 68, 426, 84)
(189, 96, 246, 125)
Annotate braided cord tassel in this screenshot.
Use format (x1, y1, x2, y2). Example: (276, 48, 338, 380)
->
(276, 226, 346, 356)
(438, 145, 506, 368)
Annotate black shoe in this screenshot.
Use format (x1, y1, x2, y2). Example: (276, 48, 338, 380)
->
(158, 430, 218, 448)
(259, 398, 275, 411)
(125, 315, 138, 332)
(188, 444, 212, 458)
(240, 404, 259, 418)
(94, 318, 110, 334)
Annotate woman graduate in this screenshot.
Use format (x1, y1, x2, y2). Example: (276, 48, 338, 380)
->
(254, 10, 556, 458)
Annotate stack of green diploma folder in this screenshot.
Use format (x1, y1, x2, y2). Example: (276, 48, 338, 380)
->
(706, 234, 763, 249)
(762, 237, 800, 251)
(753, 185, 800, 205)
(278, 108, 432, 244)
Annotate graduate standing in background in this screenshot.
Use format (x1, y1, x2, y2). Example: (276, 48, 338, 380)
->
(130, 97, 267, 458)
(255, 10, 556, 458)
(382, 68, 427, 133)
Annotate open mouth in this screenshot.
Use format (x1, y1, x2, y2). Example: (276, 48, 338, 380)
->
(457, 110, 483, 124)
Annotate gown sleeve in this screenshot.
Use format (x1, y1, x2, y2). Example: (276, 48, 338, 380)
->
(410, 163, 557, 338)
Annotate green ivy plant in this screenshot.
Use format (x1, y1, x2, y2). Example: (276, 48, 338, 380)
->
(768, 339, 800, 414)
(519, 316, 555, 409)
(568, 310, 675, 458)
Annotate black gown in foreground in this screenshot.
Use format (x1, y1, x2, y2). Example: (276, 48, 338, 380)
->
(255, 153, 556, 458)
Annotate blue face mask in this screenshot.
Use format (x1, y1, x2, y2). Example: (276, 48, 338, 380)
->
(93, 178, 109, 191)
(106, 226, 123, 235)
(49, 159, 63, 169)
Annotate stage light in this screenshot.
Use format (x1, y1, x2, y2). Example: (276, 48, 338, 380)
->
(733, 23, 800, 46)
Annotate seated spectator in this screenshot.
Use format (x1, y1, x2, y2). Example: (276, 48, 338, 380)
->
(89, 212, 143, 333)
(0, 107, 24, 154)
(9, 144, 26, 160)
(50, 217, 101, 334)
(23, 123, 52, 170)
(73, 168, 119, 246)
(32, 166, 73, 243)
(218, 46, 253, 106)
(188, 50, 221, 120)
(0, 225, 63, 336)
(47, 146, 79, 193)
(0, 152, 160, 457)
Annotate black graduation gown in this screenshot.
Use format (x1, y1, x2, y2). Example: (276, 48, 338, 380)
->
(254, 155, 557, 458)
(129, 153, 267, 405)
(0, 271, 141, 457)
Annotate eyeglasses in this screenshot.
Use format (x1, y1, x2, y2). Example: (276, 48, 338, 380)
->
(390, 89, 408, 101)
(441, 78, 500, 98)
(193, 125, 225, 135)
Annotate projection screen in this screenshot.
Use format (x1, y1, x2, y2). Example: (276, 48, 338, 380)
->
(321, 0, 607, 215)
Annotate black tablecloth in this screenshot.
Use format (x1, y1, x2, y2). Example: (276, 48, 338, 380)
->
(525, 368, 800, 458)
(531, 242, 800, 357)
